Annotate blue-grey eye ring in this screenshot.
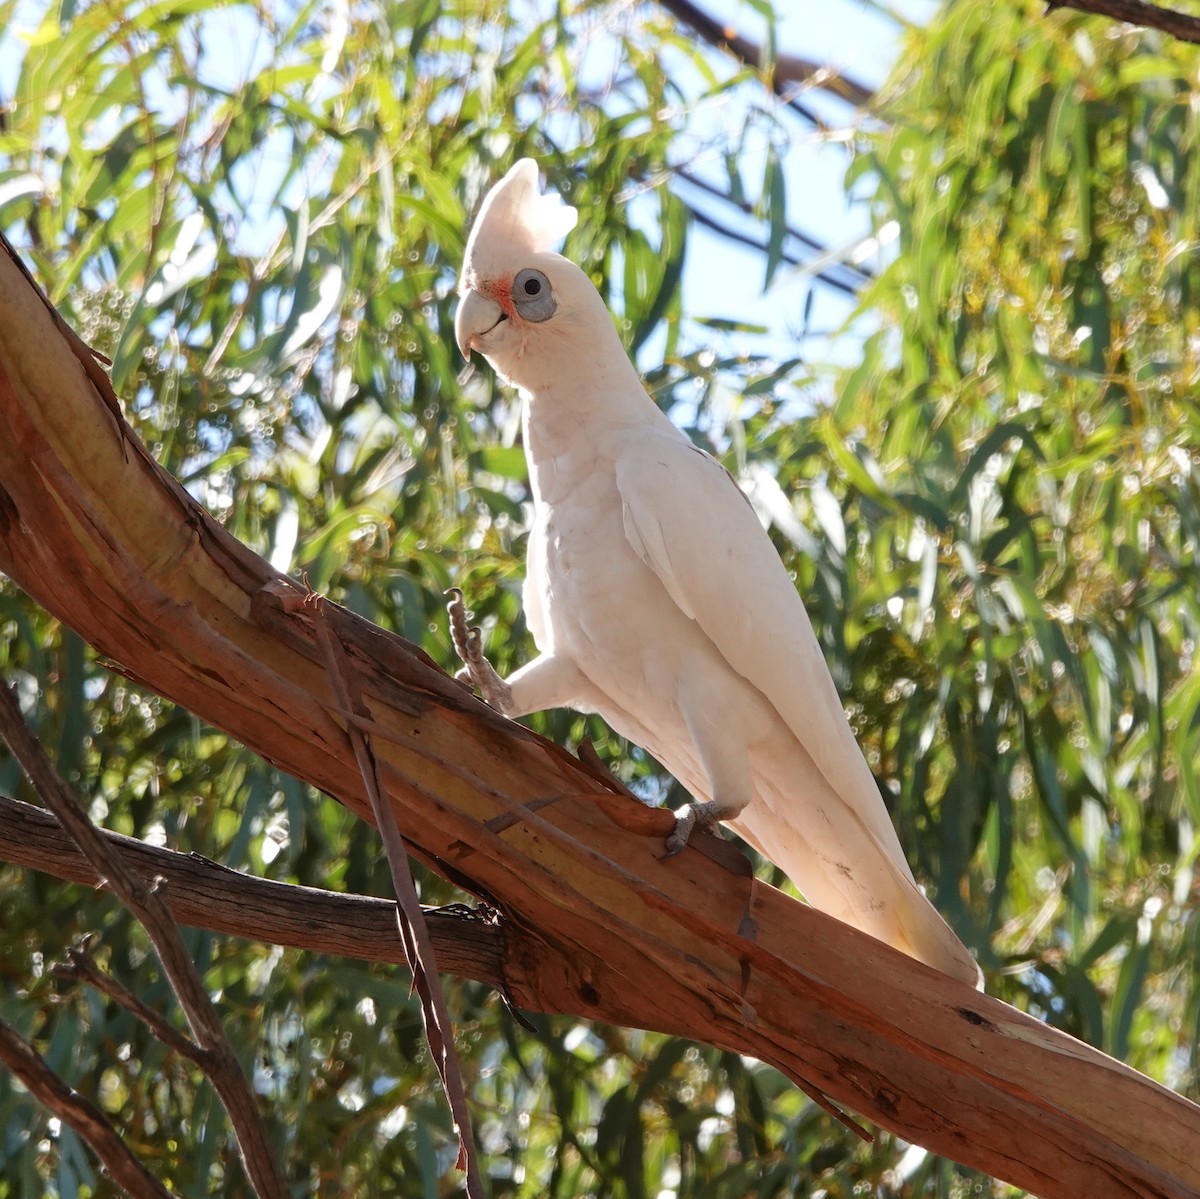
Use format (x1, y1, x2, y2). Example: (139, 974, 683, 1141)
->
(512, 268, 556, 322)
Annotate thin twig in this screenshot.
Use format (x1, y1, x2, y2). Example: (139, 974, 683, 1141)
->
(684, 202, 861, 298)
(1047, 0, 1200, 43)
(0, 1018, 177, 1199)
(674, 165, 874, 283)
(0, 683, 289, 1199)
(53, 943, 208, 1067)
(309, 596, 485, 1198)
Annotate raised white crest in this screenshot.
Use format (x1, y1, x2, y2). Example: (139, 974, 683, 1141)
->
(461, 159, 577, 281)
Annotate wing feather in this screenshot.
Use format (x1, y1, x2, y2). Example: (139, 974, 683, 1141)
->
(615, 430, 906, 861)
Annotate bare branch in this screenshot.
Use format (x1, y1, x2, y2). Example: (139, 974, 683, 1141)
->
(1047, 0, 1200, 43)
(675, 165, 873, 279)
(0, 1018, 177, 1199)
(657, 0, 876, 111)
(0, 791, 509, 986)
(0, 685, 289, 1199)
(672, 165, 872, 298)
(53, 944, 209, 1067)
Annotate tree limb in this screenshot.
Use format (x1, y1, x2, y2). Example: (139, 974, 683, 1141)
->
(1, 232, 1199, 1197)
(0, 683, 289, 1199)
(0, 792, 510, 986)
(0, 1018, 177, 1199)
(1047, 0, 1200, 43)
(657, 0, 876, 111)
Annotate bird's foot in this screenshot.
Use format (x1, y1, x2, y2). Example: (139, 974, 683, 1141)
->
(445, 588, 516, 716)
(664, 799, 738, 857)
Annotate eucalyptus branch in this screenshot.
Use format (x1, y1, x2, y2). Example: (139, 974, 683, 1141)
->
(675, 164, 871, 275)
(672, 164, 873, 297)
(1047, 0, 1200, 42)
(0, 1018, 176, 1199)
(0, 791, 509, 985)
(657, 0, 876, 112)
(0, 684, 289, 1199)
(683, 201, 862, 298)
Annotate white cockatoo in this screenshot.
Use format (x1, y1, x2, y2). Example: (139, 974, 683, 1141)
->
(452, 160, 982, 989)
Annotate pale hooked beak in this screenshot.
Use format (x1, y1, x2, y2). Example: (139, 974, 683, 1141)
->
(454, 289, 505, 359)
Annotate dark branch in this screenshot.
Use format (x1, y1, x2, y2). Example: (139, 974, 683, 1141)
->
(1047, 0, 1200, 43)
(673, 165, 874, 297)
(0, 791, 509, 987)
(657, 0, 876, 111)
(0, 1018, 176, 1199)
(675, 165, 871, 275)
(54, 944, 210, 1067)
(683, 201, 862, 298)
(0, 684, 289, 1199)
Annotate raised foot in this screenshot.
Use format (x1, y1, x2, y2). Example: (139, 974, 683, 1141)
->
(445, 587, 516, 715)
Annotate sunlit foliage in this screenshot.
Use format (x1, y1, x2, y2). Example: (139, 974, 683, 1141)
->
(0, 0, 1196, 1195)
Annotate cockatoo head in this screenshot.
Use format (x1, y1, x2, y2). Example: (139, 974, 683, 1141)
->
(455, 160, 616, 390)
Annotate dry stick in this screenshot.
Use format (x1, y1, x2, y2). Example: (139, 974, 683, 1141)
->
(54, 944, 205, 1066)
(0, 684, 289, 1199)
(1046, 0, 1200, 43)
(0, 1018, 177, 1199)
(0, 792, 508, 983)
(309, 598, 485, 1199)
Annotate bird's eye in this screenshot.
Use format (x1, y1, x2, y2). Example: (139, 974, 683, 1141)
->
(512, 268, 556, 323)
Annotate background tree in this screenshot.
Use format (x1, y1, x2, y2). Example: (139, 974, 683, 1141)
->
(0, 0, 1197, 1196)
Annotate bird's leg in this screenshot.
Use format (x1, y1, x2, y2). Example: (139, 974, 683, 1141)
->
(665, 688, 754, 856)
(665, 797, 747, 856)
(446, 589, 589, 719)
(445, 588, 517, 715)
